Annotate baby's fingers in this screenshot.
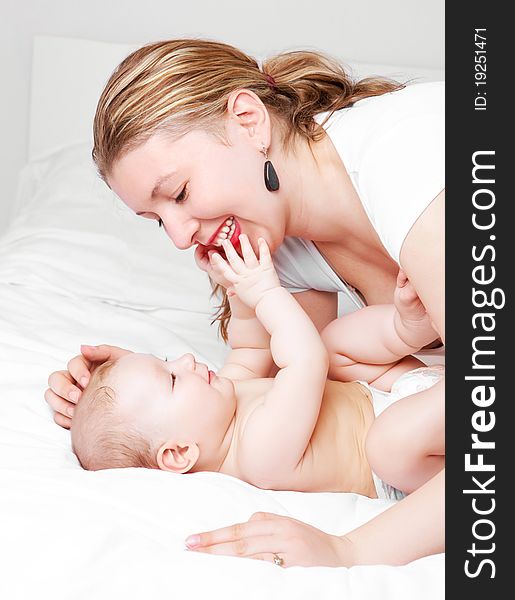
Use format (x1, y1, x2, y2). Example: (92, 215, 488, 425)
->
(396, 269, 408, 288)
(222, 238, 245, 273)
(194, 244, 210, 272)
(258, 237, 272, 265)
(239, 234, 259, 268)
(210, 252, 239, 283)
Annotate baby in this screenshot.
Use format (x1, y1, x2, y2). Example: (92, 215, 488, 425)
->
(71, 235, 443, 500)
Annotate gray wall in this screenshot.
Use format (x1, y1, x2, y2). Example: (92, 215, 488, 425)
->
(0, 0, 444, 235)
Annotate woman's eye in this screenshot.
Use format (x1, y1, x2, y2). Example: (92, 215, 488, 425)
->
(171, 373, 176, 386)
(158, 218, 163, 228)
(174, 185, 188, 204)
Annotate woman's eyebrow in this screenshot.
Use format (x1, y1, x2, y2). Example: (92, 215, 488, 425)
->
(151, 172, 177, 199)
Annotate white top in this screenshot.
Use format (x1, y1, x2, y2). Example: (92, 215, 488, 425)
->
(272, 81, 445, 308)
(272, 235, 367, 314)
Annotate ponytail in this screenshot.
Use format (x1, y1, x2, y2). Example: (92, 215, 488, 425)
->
(261, 50, 404, 149)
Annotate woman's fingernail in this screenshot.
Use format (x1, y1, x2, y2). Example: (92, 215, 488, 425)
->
(67, 406, 75, 417)
(69, 391, 79, 403)
(80, 377, 89, 387)
(185, 535, 200, 548)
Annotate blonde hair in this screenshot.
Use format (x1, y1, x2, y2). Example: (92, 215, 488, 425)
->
(71, 361, 159, 470)
(92, 38, 405, 341)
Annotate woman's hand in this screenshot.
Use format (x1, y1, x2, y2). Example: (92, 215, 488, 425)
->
(185, 512, 351, 568)
(44, 344, 133, 429)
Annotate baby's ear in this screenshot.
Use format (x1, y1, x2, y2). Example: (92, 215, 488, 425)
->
(156, 441, 199, 474)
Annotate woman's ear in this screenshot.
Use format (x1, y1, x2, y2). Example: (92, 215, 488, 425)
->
(156, 441, 200, 474)
(226, 89, 270, 146)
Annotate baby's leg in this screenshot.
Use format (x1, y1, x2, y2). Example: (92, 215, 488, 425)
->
(321, 315, 425, 391)
(366, 378, 445, 494)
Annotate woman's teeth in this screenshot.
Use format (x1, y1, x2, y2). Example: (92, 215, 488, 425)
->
(214, 216, 236, 246)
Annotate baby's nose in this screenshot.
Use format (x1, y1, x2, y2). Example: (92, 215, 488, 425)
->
(181, 353, 196, 369)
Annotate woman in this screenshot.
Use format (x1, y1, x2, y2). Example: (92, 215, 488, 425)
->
(45, 39, 444, 567)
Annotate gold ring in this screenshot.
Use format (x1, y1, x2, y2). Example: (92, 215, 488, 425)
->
(273, 553, 284, 567)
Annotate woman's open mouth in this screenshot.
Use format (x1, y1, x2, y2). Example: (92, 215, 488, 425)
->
(206, 216, 241, 255)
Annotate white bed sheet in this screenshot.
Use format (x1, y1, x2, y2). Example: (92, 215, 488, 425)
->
(0, 146, 444, 599)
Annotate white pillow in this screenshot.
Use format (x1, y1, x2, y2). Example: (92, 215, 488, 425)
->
(1, 143, 217, 314)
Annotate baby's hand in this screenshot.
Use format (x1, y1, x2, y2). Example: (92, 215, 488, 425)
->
(210, 234, 280, 309)
(394, 270, 428, 323)
(194, 244, 233, 290)
(394, 270, 437, 340)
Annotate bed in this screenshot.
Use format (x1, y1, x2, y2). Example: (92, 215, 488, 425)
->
(0, 36, 444, 598)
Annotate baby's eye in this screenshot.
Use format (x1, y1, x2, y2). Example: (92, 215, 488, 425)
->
(171, 372, 176, 387)
(158, 218, 163, 228)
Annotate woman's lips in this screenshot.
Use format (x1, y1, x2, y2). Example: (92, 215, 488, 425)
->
(230, 220, 241, 249)
(207, 217, 235, 246)
(205, 218, 241, 252)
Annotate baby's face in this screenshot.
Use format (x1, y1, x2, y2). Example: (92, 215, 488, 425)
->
(108, 352, 236, 457)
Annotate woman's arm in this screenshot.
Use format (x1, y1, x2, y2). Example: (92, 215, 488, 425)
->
(399, 190, 445, 344)
(339, 468, 445, 565)
(185, 468, 444, 567)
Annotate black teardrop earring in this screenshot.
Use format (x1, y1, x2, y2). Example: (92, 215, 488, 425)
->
(261, 144, 280, 192)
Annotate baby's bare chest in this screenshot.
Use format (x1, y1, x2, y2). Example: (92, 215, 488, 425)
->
(294, 382, 376, 493)
(226, 381, 377, 495)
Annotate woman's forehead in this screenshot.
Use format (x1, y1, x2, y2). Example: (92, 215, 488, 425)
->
(108, 130, 222, 198)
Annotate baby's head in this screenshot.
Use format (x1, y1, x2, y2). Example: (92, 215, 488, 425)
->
(71, 352, 236, 474)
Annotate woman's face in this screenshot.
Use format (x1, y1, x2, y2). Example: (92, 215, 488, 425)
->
(108, 121, 288, 256)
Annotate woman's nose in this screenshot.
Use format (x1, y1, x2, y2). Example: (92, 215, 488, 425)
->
(162, 216, 199, 250)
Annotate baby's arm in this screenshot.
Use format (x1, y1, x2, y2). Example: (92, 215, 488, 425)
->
(220, 293, 274, 380)
(213, 236, 328, 486)
(321, 271, 438, 390)
(204, 243, 275, 381)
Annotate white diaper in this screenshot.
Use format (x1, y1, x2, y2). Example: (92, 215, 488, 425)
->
(360, 365, 445, 501)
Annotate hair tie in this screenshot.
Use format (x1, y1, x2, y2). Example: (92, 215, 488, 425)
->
(264, 73, 277, 91)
